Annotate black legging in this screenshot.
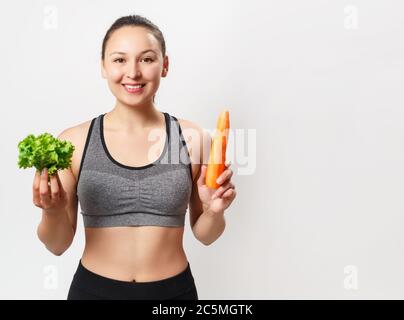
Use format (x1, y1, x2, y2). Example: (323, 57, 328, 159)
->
(67, 260, 199, 300)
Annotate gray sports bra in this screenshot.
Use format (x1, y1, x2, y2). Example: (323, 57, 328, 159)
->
(76, 112, 193, 228)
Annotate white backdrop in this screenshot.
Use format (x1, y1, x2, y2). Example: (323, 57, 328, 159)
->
(1, 0, 403, 299)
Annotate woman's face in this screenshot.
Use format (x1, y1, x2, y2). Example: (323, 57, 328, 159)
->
(101, 26, 168, 107)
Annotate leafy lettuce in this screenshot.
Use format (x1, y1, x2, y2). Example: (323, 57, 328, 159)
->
(18, 132, 75, 177)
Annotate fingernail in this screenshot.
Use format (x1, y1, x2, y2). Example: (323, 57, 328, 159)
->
(216, 177, 221, 184)
(42, 168, 46, 174)
(212, 194, 217, 200)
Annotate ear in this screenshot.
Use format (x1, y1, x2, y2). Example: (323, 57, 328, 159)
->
(162, 55, 169, 77)
(101, 59, 107, 79)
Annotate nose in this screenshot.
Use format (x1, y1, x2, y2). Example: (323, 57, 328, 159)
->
(126, 61, 141, 79)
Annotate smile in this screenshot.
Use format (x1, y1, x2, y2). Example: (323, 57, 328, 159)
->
(122, 84, 146, 93)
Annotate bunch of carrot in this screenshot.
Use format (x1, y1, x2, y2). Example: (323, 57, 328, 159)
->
(205, 110, 230, 189)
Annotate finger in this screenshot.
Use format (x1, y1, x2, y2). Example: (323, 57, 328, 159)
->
(222, 188, 236, 199)
(49, 173, 60, 201)
(33, 169, 41, 189)
(216, 168, 233, 185)
(197, 164, 207, 187)
(39, 168, 51, 205)
(55, 171, 66, 196)
(212, 182, 235, 199)
(33, 170, 42, 207)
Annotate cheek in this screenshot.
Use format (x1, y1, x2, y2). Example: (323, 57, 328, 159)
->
(144, 64, 162, 79)
(109, 68, 123, 82)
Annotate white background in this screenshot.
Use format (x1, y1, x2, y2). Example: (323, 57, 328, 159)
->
(1, 0, 403, 299)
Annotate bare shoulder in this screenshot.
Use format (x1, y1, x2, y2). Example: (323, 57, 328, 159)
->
(176, 118, 202, 139)
(58, 119, 93, 141)
(57, 119, 95, 181)
(177, 118, 212, 181)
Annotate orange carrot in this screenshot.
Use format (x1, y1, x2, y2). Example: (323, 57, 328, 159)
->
(205, 110, 230, 189)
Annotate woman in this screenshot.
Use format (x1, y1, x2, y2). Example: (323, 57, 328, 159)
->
(33, 15, 236, 300)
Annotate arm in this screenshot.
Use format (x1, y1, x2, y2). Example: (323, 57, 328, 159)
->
(35, 129, 78, 256)
(37, 207, 75, 256)
(191, 192, 226, 246)
(189, 128, 235, 246)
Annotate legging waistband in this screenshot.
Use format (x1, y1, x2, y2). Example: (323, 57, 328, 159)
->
(69, 259, 197, 300)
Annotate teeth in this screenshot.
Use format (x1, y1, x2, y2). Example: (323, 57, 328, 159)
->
(125, 84, 144, 89)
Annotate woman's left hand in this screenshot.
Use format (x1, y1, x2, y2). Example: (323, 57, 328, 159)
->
(197, 162, 237, 215)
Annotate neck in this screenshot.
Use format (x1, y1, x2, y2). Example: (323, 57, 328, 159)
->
(105, 99, 162, 133)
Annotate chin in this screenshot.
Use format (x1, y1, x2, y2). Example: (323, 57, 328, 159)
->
(120, 97, 152, 108)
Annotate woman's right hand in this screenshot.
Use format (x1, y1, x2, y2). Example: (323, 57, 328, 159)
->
(33, 168, 68, 213)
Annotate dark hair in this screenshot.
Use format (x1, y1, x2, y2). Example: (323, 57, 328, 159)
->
(101, 14, 166, 60)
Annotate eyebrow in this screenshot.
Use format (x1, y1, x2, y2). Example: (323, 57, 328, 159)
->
(109, 49, 157, 56)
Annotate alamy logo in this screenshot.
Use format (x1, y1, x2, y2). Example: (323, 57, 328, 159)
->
(43, 264, 58, 290)
(344, 265, 358, 290)
(344, 5, 359, 30)
(43, 6, 58, 30)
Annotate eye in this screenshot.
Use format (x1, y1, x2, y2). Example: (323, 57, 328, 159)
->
(114, 58, 125, 63)
(142, 57, 154, 63)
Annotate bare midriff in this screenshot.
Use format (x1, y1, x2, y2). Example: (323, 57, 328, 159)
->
(81, 226, 189, 282)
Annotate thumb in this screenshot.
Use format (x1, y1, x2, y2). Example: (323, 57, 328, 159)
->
(197, 164, 207, 187)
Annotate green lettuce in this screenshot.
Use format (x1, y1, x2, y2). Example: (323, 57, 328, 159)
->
(18, 132, 75, 177)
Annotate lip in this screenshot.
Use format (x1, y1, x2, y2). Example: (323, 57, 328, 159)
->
(122, 83, 146, 94)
